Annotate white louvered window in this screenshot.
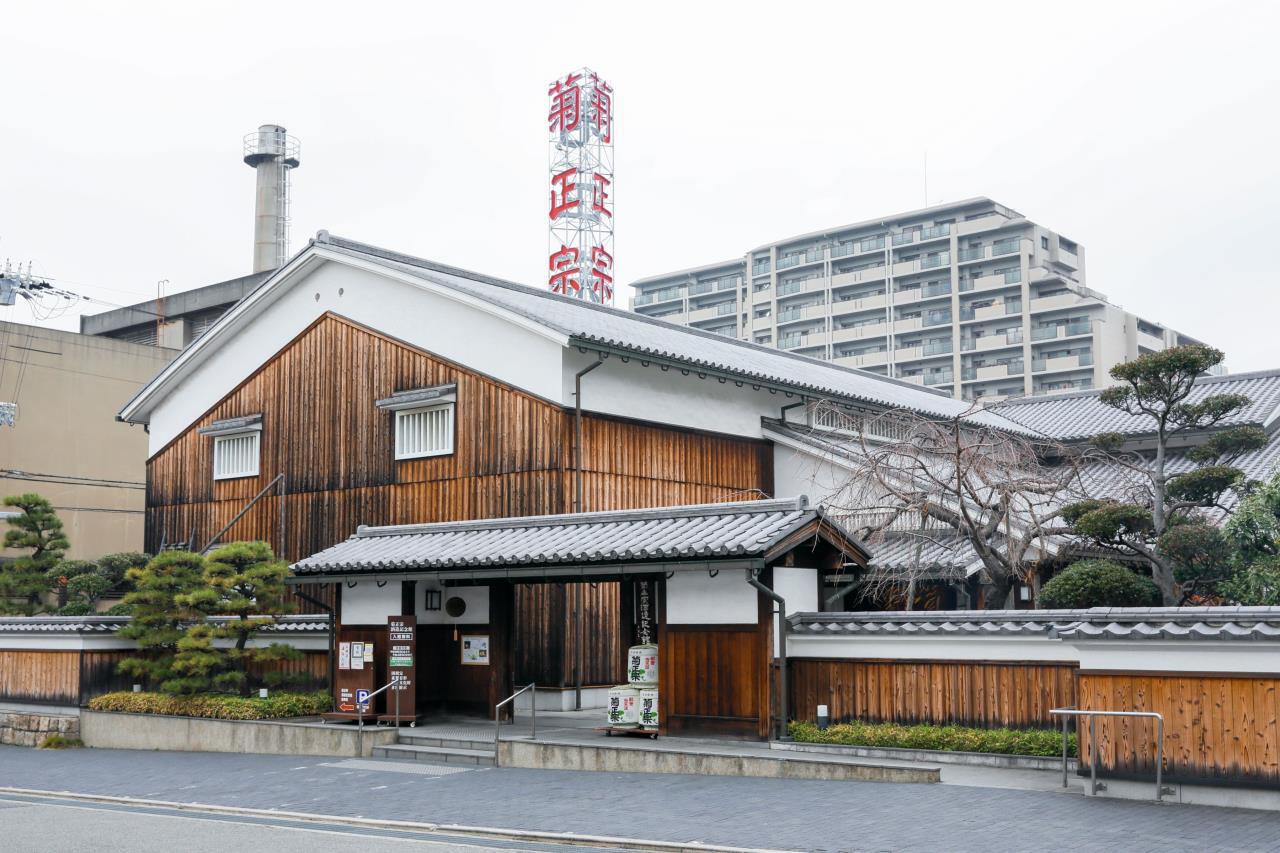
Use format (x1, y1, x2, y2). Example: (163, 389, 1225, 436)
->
(395, 403, 455, 460)
(213, 432, 261, 480)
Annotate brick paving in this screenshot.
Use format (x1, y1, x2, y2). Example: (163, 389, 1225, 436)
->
(2, 745, 1278, 852)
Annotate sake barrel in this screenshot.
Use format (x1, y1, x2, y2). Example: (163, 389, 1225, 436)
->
(639, 687, 659, 729)
(607, 685, 640, 728)
(627, 644, 659, 685)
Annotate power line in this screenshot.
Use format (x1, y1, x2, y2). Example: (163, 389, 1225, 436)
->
(1, 469, 146, 490)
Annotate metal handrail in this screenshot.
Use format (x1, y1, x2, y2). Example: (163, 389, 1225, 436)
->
(1050, 707, 1173, 801)
(356, 680, 395, 757)
(494, 683, 537, 767)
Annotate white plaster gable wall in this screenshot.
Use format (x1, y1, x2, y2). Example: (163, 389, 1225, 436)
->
(666, 568, 759, 624)
(143, 257, 567, 454)
(562, 348, 804, 441)
(340, 580, 402, 626)
(414, 583, 489, 626)
(771, 441, 861, 510)
(772, 566, 818, 657)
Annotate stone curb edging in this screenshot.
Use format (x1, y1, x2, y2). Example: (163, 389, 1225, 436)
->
(0, 787, 793, 853)
(772, 741, 1076, 772)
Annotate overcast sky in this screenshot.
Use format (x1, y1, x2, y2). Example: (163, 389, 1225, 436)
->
(3, 1, 1277, 370)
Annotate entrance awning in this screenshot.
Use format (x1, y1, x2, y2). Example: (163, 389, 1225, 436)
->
(289, 496, 870, 583)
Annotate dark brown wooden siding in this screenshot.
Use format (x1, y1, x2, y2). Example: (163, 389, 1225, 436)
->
(514, 582, 623, 687)
(146, 314, 772, 562)
(1078, 672, 1280, 787)
(789, 658, 1079, 730)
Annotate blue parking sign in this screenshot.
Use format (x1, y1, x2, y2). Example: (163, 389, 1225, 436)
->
(356, 689, 370, 707)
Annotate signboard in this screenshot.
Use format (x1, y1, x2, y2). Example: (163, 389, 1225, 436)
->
(385, 615, 416, 722)
(338, 642, 351, 669)
(635, 580, 654, 645)
(350, 642, 365, 670)
(332, 636, 374, 716)
(461, 634, 489, 666)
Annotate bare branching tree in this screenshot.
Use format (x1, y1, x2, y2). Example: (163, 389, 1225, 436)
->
(804, 402, 1089, 609)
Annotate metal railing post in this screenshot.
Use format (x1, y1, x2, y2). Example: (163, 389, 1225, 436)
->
(1089, 716, 1099, 795)
(1156, 716, 1164, 801)
(1061, 713, 1069, 789)
(1050, 708, 1168, 802)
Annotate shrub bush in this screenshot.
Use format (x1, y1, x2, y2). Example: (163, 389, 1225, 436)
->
(38, 735, 83, 749)
(789, 719, 1075, 758)
(1038, 559, 1161, 609)
(102, 603, 133, 616)
(88, 690, 329, 720)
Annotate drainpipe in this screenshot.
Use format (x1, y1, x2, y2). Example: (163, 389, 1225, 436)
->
(747, 567, 789, 741)
(572, 357, 603, 711)
(573, 358, 605, 514)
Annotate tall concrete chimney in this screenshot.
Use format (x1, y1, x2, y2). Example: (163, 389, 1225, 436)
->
(243, 124, 301, 273)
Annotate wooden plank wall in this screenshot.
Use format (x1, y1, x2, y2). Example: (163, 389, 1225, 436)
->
(789, 659, 1079, 730)
(1078, 672, 1280, 787)
(662, 626, 770, 738)
(0, 650, 79, 705)
(514, 582, 624, 688)
(145, 314, 772, 563)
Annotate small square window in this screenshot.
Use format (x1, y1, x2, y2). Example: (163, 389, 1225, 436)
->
(1041, 236, 1049, 250)
(213, 432, 261, 480)
(395, 403, 455, 460)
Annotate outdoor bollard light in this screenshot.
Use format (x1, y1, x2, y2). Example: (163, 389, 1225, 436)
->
(259, 688, 269, 699)
(132, 684, 141, 693)
(817, 704, 830, 731)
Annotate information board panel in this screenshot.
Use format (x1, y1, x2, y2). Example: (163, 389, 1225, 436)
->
(384, 615, 416, 723)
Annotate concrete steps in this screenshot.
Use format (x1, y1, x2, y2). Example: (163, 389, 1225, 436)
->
(372, 735, 496, 766)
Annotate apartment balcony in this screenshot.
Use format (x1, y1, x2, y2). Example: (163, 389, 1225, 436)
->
(923, 371, 954, 387)
(802, 302, 830, 321)
(892, 259, 922, 276)
(956, 213, 1012, 236)
(1054, 247, 1080, 271)
(894, 316, 922, 333)
(833, 349, 889, 369)
(778, 332, 813, 350)
(960, 269, 1021, 293)
(919, 252, 952, 270)
(831, 268, 887, 288)
(961, 300, 1021, 322)
(919, 224, 951, 242)
(963, 361, 1024, 382)
(895, 281, 952, 304)
(634, 289, 683, 308)
(1138, 328, 1166, 351)
(895, 345, 923, 361)
(962, 330, 1023, 352)
(832, 322, 890, 343)
(1032, 352, 1094, 373)
(832, 292, 887, 314)
(892, 231, 917, 247)
(991, 238, 1023, 257)
(1030, 320, 1092, 341)
(687, 301, 737, 323)
(899, 373, 926, 385)
(1029, 291, 1095, 313)
(921, 310, 952, 328)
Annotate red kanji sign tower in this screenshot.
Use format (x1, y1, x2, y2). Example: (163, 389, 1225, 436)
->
(548, 68, 614, 304)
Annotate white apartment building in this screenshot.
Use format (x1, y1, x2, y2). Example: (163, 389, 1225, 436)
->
(629, 198, 1206, 403)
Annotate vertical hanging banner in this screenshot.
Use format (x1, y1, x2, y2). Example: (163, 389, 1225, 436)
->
(548, 67, 615, 305)
(383, 615, 416, 724)
(634, 580, 653, 645)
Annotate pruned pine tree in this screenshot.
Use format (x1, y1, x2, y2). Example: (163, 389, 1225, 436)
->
(1063, 345, 1266, 605)
(116, 551, 205, 690)
(1, 493, 68, 614)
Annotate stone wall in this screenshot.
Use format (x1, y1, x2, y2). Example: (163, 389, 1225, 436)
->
(0, 710, 80, 747)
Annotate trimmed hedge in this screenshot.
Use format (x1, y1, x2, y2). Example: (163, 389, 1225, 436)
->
(789, 720, 1076, 758)
(88, 690, 328, 721)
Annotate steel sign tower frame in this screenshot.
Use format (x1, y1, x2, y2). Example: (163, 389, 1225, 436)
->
(547, 68, 614, 304)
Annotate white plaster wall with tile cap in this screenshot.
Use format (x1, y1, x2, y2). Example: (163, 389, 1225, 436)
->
(340, 581, 402, 625)
(665, 569, 759, 624)
(786, 633, 1081, 663)
(771, 566, 818, 656)
(415, 583, 489, 625)
(1072, 640, 1280, 674)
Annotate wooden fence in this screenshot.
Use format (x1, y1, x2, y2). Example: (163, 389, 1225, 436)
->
(0, 648, 329, 707)
(1078, 672, 1280, 788)
(789, 658, 1079, 730)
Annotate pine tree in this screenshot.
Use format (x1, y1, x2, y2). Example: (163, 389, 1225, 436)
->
(1, 494, 68, 614)
(116, 551, 205, 691)
(172, 541, 299, 696)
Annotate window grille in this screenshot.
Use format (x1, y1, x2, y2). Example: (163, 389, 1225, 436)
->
(213, 432, 260, 480)
(395, 404, 455, 460)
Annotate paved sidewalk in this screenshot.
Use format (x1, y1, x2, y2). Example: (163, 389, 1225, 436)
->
(3, 745, 1279, 852)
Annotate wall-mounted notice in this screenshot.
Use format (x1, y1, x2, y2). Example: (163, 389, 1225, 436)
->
(351, 642, 365, 670)
(461, 634, 489, 666)
(338, 642, 351, 670)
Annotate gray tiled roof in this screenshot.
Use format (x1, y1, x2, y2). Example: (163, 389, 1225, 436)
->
(292, 496, 863, 576)
(0, 615, 329, 635)
(996, 370, 1280, 440)
(790, 607, 1280, 641)
(860, 531, 982, 578)
(318, 235, 1033, 434)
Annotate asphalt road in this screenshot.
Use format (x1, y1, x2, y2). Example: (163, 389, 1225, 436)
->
(2, 745, 1279, 852)
(0, 794, 626, 853)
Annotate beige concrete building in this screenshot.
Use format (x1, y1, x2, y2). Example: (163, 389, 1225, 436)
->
(0, 321, 176, 558)
(629, 198, 1209, 403)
